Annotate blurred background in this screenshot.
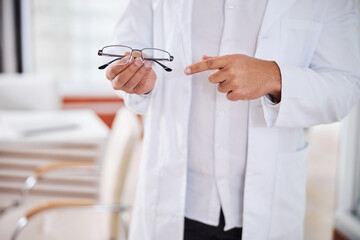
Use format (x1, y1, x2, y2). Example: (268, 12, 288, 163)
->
(0, 0, 359, 240)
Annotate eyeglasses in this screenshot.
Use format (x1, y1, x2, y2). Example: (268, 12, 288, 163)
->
(97, 45, 174, 72)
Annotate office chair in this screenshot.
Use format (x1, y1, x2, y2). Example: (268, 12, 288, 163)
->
(0, 161, 96, 217)
(8, 107, 142, 240)
(0, 73, 63, 217)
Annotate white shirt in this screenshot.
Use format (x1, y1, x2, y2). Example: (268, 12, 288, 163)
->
(186, 0, 268, 231)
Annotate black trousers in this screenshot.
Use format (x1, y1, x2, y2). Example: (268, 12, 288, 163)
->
(184, 210, 242, 240)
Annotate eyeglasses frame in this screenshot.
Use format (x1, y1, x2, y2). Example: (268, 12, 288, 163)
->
(98, 45, 174, 72)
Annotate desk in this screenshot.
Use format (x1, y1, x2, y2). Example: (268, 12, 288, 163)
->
(0, 110, 109, 199)
(0, 109, 109, 144)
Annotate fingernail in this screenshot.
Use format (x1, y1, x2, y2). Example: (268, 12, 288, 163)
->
(145, 61, 152, 68)
(135, 58, 143, 66)
(185, 67, 191, 75)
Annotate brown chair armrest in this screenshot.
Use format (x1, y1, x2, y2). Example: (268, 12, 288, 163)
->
(34, 161, 95, 179)
(26, 199, 95, 219)
(11, 199, 95, 240)
(11, 162, 96, 209)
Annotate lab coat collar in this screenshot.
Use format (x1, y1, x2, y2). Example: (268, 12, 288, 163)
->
(258, 0, 299, 38)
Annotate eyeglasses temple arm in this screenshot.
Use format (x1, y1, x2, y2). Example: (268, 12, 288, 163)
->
(150, 60, 172, 72)
(98, 57, 124, 70)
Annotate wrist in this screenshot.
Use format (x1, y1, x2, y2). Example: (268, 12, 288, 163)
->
(267, 61, 282, 103)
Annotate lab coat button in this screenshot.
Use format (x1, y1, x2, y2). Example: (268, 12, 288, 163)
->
(217, 145, 224, 150)
(218, 110, 225, 117)
(249, 170, 260, 176)
(184, 88, 189, 96)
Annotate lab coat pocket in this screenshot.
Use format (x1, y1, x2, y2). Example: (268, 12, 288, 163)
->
(269, 142, 309, 239)
(280, 19, 323, 67)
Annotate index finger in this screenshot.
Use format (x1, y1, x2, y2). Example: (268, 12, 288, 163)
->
(184, 56, 227, 75)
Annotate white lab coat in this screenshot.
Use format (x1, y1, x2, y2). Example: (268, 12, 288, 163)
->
(114, 0, 360, 239)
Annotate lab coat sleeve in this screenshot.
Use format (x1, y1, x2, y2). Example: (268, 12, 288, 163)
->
(261, 95, 280, 125)
(262, 0, 360, 128)
(112, 0, 155, 115)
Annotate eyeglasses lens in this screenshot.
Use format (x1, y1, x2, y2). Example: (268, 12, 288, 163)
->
(102, 46, 132, 66)
(142, 49, 171, 61)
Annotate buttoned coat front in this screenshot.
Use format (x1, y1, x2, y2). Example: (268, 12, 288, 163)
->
(114, 0, 360, 239)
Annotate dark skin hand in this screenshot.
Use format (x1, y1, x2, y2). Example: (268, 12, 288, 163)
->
(184, 54, 282, 103)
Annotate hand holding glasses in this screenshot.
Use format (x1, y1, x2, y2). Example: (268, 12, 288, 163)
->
(98, 45, 174, 72)
(99, 45, 173, 95)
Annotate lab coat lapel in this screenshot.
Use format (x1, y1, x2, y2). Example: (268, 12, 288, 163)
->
(174, 0, 298, 63)
(258, 0, 298, 38)
(172, 0, 194, 67)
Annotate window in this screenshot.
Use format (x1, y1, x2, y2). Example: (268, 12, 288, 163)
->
(31, 0, 125, 94)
